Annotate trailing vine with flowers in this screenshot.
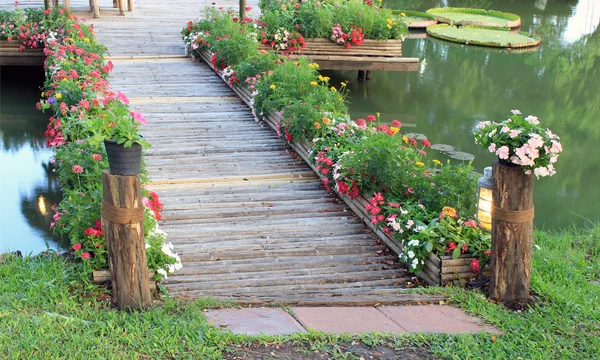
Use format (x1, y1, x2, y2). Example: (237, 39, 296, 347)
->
(4, 4, 181, 281)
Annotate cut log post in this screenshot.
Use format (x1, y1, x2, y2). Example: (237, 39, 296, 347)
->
(127, 0, 134, 12)
(101, 170, 151, 311)
(489, 161, 534, 305)
(239, 0, 245, 20)
(44, 0, 50, 10)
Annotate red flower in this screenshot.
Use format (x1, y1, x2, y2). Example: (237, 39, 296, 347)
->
(94, 220, 102, 231)
(421, 139, 431, 148)
(84, 227, 103, 237)
(72, 243, 82, 251)
(81, 252, 91, 259)
(391, 120, 402, 128)
(446, 242, 457, 254)
(462, 244, 469, 253)
(367, 115, 377, 121)
(484, 250, 491, 257)
(464, 219, 478, 228)
(95, 244, 103, 249)
(470, 258, 480, 272)
(91, 154, 102, 161)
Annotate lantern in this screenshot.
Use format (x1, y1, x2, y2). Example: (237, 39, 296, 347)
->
(477, 166, 493, 231)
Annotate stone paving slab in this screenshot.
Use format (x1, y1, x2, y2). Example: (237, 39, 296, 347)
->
(292, 307, 406, 334)
(379, 305, 500, 334)
(204, 308, 306, 336)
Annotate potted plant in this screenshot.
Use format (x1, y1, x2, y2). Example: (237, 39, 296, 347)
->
(84, 96, 151, 176)
(473, 110, 562, 178)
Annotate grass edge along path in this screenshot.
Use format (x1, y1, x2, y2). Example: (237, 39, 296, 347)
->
(1, 225, 599, 359)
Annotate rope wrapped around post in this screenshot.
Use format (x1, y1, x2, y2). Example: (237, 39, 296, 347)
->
(492, 206, 534, 223)
(101, 201, 144, 225)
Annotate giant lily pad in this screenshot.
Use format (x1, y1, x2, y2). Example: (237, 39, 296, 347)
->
(392, 10, 437, 29)
(448, 151, 475, 161)
(404, 133, 428, 140)
(427, 24, 541, 48)
(431, 144, 456, 153)
(426, 7, 521, 28)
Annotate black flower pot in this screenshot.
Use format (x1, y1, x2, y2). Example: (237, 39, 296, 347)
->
(104, 139, 142, 176)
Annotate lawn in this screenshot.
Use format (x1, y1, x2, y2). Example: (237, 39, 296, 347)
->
(1, 225, 598, 359)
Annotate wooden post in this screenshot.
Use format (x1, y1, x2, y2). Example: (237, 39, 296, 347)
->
(127, 0, 134, 12)
(489, 161, 534, 306)
(101, 170, 151, 310)
(118, 0, 125, 16)
(239, 0, 245, 20)
(44, 0, 50, 10)
(365, 70, 372, 80)
(357, 70, 365, 81)
(91, 0, 100, 19)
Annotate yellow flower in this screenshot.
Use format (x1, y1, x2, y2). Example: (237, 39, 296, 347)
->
(55, 93, 62, 99)
(340, 81, 347, 87)
(416, 161, 425, 167)
(323, 76, 330, 81)
(402, 135, 408, 143)
(270, 84, 276, 89)
(338, 96, 343, 101)
(84, 38, 90, 43)
(318, 75, 325, 81)
(314, 122, 321, 129)
(409, 21, 413, 25)
(390, 126, 400, 134)
(387, 24, 392, 29)
(432, 159, 441, 165)
(400, 12, 406, 17)
(310, 81, 318, 86)
(322, 117, 330, 125)
(312, 63, 319, 69)
(41, 92, 45, 97)
(330, 86, 337, 92)
(442, 206, 458, 218)
(387, 18, 392, 23)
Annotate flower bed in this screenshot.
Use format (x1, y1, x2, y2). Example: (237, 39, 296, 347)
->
(4, 5, 181, 281)
(184, 9, 494, 284)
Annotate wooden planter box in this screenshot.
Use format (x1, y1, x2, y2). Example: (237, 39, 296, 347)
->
(0, 40, 45, 66)
(260, 38, 419, 72)
(418, 252, 489, 286)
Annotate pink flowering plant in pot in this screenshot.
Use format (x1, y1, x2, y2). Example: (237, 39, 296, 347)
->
(474, 110, 562, 178)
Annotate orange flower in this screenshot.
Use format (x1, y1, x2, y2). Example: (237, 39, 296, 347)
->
(314, 122, 321, 129)
(442, 206, 458, 218)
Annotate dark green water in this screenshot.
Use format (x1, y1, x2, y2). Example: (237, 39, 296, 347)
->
(0, 66, 65, 254)
(326, 0, 600, 229)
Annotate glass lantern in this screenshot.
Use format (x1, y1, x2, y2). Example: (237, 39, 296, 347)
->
(477, 167, 494, 231)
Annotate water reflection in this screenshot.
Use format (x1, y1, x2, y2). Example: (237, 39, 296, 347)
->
(0, 66, 66, 254)
(328, 0, 600, 229)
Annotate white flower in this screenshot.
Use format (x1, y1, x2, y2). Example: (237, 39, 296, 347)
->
(145, 243, 151, 249)
(157, 268, 168, 278)
(511, 109, 522, 115)
(407, 251, 415, 259)
(525, 115, 539, 125)
(411, 258, 419, 269)
(534, 244, 541, 250)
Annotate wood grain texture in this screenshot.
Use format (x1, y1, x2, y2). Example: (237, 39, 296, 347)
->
(489, 161, 534, 304)
(101, 171, 151, 310)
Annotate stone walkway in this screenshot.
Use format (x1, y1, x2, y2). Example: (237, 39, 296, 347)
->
(205, 305, 499, 335)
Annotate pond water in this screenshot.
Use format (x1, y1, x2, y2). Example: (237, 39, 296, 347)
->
(0, 66, 65, 254)
(326, 0, 600, 229)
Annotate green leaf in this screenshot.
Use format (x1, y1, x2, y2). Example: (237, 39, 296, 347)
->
(452, 247, 461, 259)
(425, 241, 433, 252)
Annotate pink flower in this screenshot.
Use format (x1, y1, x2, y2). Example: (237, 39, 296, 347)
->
(391, 120, 402, 128)
(72, 165, 84, 174)
(116, 91, 129, 105)
(72, 243, 82, 251)
(488, 143, 496, 153)
(91, 154, 102, 161)
(509, 129, 521, 138)
(131, 111, 147, 125)
(464, 219, 478, 228)
(81, 252, 91, 259)
(367, 115, 376, 121)
(496, 145, 510, 160)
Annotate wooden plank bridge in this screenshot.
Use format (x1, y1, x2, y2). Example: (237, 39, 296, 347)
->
(3, 0, 443, 305)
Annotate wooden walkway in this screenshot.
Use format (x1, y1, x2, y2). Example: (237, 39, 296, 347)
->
(5, 0, 443, 305)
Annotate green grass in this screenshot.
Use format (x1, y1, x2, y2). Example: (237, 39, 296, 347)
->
(1, 225, 599, 359)
(427, 24, 540, 48)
